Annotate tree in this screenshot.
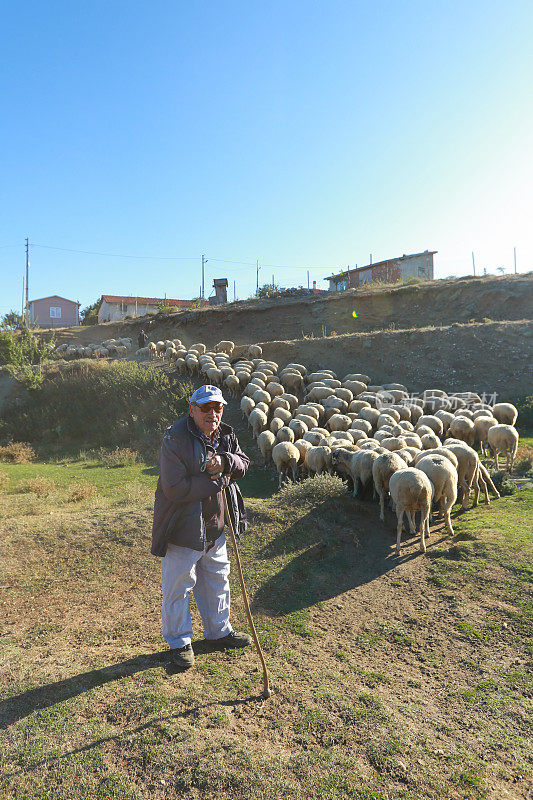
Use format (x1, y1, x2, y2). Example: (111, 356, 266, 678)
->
(1, 310, 23, 329)
(80, 298, 101, 325)
(257, 283, 281, 299)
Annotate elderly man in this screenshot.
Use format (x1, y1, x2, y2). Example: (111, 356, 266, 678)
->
(151, 384, 251, 669)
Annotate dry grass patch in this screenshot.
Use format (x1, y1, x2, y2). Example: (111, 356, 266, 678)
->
(15, 476, 56, 497)
(97, 446, 139, 468)
(68, 480, 97, 502)
(0, 442, 36, 463)
(0, 469, 8, 489)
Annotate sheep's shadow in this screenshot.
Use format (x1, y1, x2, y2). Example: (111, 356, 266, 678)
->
(252, 492, 439, 617)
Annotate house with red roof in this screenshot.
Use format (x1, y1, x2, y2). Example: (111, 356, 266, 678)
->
(97, 295, 198, 324)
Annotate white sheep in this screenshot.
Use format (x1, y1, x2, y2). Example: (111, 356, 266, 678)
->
(248, 344, 263, 358)
(389, 468, 433, 555)
(248, 408, 267, 438)
(492, 402, 518, 426)
(257, 430, 276, 465)
(306, 445, 333, 476)
(289, 419, 308, 440)
(272, 442, 300, 486)
(473, 416, 497, 456)
(415, 454, 458, 536)
(281, 393, 299, 410)
(240, 396, 255, 419)
(487, 424, 519, 471)
(276, 426, 295, 444)
(270, 417, 285, 436)
(372, 451, 409, 521)
(215, 340, 235, 355)
(448, 416, 475, 446)
(224, 375, 240, 397)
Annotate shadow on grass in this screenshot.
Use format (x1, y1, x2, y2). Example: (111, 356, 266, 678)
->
(0, 639, 242, 731)
(4, 693, 257, 779)
(252, 496, 436, 617)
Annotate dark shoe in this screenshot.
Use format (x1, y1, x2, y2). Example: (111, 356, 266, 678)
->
(171, 643, 195, 668)
(208, 630, 252, 650)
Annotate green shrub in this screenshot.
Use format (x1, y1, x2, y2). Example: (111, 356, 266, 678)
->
(276, 474, 346, 506)
(509, 395, 533, 434)
(0, 327, 50, 367)
(0, 361, 191, 448)
(514, 457, 533, 477)
(490, 470, 517, 496)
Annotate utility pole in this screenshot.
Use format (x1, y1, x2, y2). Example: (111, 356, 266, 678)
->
(307, 270, 310, 290)
(234, 280, 236, 301)
(514, 247, 517, 274)
(201, 254, 207, 304)
(25, 237, 29, 326)
(472, 251, 476, 276)
(256, 259, 260, 296)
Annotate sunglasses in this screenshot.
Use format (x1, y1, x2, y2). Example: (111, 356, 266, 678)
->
(195, 402, 224, 413)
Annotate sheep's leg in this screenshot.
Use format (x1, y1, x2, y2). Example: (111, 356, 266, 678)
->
(472, 467, 480, 508)
(395, 508, 405, 555)
(419, 508, 429, 553)
(460, 478, 470, 509)
(511, 443, 518, 472)
(478, 462, 500, 499)
(379, 489, 386, 522)
(494, 450, 500, 471)
(406, 510, 416, 534)
(443, 495, 454, 536)
(352, 476, 361, 498)
(477, 467, 490, 505)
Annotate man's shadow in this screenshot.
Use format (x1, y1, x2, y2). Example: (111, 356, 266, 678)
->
(0, 640, 236, 732)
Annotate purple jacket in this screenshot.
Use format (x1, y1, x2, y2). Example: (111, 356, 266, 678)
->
(151, 416, 250, 556)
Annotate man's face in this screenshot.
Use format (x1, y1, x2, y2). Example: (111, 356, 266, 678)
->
(189, 401, 224, 437)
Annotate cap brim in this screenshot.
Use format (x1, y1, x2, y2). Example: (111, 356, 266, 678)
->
(194, 397, 227, 405)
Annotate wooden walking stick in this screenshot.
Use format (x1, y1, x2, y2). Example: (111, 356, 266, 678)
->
(222, 487, 271, 700)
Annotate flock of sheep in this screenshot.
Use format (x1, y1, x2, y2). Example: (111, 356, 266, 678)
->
(175, 338, 520, 557)
(53, 337, 134, 359)
(52, 333, 521, 556)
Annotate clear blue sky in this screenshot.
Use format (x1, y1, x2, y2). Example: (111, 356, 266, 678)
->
(1, 0, 532, 315)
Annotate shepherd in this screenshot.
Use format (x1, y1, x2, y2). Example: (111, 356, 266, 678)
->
(151, 384, 252, 669)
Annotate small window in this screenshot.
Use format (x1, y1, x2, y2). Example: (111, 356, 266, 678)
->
(50, 306, 62, 318)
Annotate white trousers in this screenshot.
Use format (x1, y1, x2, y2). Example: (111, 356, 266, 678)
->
(161, 532, 233, 649)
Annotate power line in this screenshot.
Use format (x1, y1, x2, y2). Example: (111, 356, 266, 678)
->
(28, 243, 340, 271)
(30, 243, 198, 261)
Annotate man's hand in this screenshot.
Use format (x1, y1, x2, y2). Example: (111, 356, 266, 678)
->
(205, 454, 225, 480)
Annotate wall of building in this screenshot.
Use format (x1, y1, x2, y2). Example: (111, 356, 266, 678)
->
(97, 301, 153, 323)
(328, 253, 434, 291)
(30, 297, 79, 328)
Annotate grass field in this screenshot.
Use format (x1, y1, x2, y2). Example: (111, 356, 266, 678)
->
(0, 449, 532, 800)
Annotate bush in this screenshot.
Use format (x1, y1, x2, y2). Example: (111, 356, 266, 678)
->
(276, 474, 346, 506)
(68, 481, 97, 502)
(0, 442, 36, 463)
(490, 470, 517, 496)
(16, 477, 56, 496)
(514, 457, 533, 477)
(510, 395, 533, 434)
(0, 328, 50, 367)
(97, 446, 139, 467)
(0, 361, 191, 449)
